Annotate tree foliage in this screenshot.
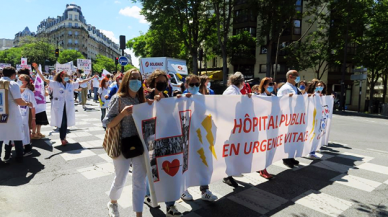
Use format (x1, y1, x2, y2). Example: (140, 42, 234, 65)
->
(57, 49, 85, 65)
(135, 0, 215, 74)
(92, 54, 135, 74)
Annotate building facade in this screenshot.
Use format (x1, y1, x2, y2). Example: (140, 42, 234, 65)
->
(0, 39, 14, 50)
(15, 4, 125, 61)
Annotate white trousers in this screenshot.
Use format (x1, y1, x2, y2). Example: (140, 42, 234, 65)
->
(109, 154, 147, 212)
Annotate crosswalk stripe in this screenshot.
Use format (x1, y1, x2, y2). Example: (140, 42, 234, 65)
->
(293, 190, 353, 217)
(331, 174, 382, 192)
(337, 152, 374, 162)
(311, 160, 355, 173)
(357, 163, 388, 175)
(60, 149, 96, 161)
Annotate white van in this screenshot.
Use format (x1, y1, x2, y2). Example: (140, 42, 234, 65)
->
(140, 57, 188, 92)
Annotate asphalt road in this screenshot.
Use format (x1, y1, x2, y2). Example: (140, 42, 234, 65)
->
(0, 100, 387, 217)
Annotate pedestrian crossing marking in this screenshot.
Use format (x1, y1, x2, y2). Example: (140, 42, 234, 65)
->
(60, 149, 96, 161)
(293, 190, 353, 217)
(331, 174, 382, 192)
(337, 152, 374, 162)
(357, 163, 388, 175)
(312, 160, 355, 173)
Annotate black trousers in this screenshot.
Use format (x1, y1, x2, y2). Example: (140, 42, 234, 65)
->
(101, 108, 106, 122)
(0, 140, 23, 161)
(60, 105, 68, 140)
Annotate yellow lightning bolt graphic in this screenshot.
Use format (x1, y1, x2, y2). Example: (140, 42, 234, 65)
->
(309, 108, 317, 136)
(197, 148, 208, 167)
(202, 115, 217, 160)
(196, 128, 203, 144)
(309, 108, 318, 143)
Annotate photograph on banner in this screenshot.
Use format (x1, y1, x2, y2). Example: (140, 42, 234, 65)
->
(132, 95, 334, 202)
(0, 89, 4, 112)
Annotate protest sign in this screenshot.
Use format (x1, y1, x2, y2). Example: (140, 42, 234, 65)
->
(102, 69, 111, 77)
(132, 95, 333, 203)
(56, 63, 73, 75)
(0, 63, 11, 70)
(77, 59, 92, 74)
(16, 64, 32, 72)
(33, 64, 47, 113)
(21, 58, 27, 65)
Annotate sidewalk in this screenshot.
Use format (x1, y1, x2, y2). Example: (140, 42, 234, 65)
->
(333, 110, 388, 119)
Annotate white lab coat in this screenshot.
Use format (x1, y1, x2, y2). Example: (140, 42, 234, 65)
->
(0, 77, 23, 141)
(49, 80, 79, 127)
(20, 89, 37, 145)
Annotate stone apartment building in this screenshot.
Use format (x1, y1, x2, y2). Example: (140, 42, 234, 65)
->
(14, 4, 130, 64)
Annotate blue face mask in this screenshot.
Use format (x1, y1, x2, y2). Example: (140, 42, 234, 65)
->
(315, 86, 323, 92)
(299, 85, 306, 90)
(266, 86, 274, 93)
(17, 80, 24, 87)
(295, 76, 300, 83)
(64, 77, 69, 82)
(188, 86, 200, 95)
(129, 80, 142, 92)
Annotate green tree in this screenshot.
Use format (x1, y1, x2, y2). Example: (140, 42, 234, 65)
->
(136, 0, 215, 74)
(18, 36, 57, 68)
(357, 0, 388, 107)
(249, 0, 299, 78)
(92, 54, 135, 74)
(57, 50, 85, 65)
(0, 47, 23, 66)
(212, 0, 235, 83)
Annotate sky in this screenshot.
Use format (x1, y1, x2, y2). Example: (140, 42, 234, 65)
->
(0, 0, 150, 67)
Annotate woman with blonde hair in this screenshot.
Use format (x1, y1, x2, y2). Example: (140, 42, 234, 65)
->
(104, 69, 148, 217)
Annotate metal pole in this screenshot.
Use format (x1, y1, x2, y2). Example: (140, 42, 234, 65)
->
(358, 80, 362, 112)
(121, 49, 124, 73)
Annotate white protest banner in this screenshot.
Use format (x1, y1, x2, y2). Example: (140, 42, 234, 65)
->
(21, 58, 27, 65)
(102, 69, 111, 77)
(0, 63, 11, 70)
(132, 95, 333, 203)
(56, 62, 72, 75)
(16, 64, 32, 72)
(33, 64, 46, 113)
(77, 59, 92, 74)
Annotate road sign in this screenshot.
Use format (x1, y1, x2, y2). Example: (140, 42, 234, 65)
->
(118, 56, 129, 66)
(351, 74, 367, 81)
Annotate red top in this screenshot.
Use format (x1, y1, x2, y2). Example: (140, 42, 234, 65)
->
(240, 83, 252, 95)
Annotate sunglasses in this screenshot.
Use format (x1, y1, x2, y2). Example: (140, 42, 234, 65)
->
(268, 82, 274, 86)
(189, 83, 200, 87)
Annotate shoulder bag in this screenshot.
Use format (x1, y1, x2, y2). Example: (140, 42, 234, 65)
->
(103, 97, 122, 158)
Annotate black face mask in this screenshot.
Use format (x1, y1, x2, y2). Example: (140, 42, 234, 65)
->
(156, 82, 167, 91)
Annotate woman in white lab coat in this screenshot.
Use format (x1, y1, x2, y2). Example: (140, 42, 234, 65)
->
(0, 67, 33, 163)
(18, 74, 37, 156)
(34, 64, 96, 145)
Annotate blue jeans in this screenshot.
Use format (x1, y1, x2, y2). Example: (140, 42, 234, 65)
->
(93, 87, 99, 101)
(145, 179, 175, 207)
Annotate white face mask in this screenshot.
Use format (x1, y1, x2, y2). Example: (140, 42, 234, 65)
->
(206, 82, 211, 89)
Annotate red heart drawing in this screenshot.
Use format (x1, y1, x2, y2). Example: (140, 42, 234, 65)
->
(162, 159, 180, 177)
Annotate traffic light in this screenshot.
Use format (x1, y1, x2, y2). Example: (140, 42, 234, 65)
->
(55, 49, 59, 57)
(115, 57, 118, 65)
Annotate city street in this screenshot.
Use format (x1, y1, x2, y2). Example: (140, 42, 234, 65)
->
(1, 99, 388, 217)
